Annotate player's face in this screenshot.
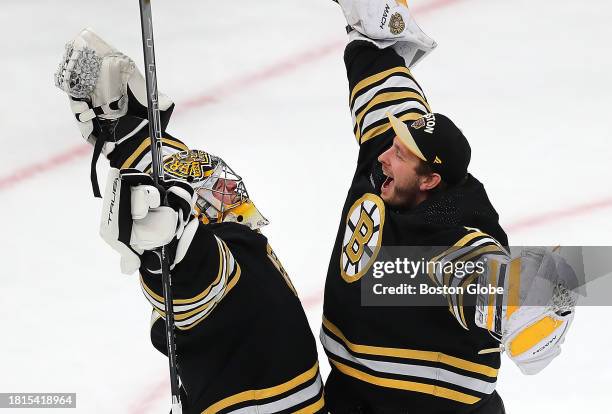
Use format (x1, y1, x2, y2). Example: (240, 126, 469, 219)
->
(377, 137, 424, 208)
(212, 178, 240, 206)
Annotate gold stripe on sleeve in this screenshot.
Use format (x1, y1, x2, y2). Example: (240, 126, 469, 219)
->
(202, 363, 320, 414)
(354, 92, 431, 140)
(329, 359, 480, 405)
(140, 239, 227, 306)
(293, 395, 325, 414)
(430, 232, 492, 264)
(177, 264, 241, 330)
(322, 318, 498, 378)
(453, 245, 507, 266)
(120, 137, 188, 169)
(350, 67, 412, 105)
(457, 271, 482, 329)
(153, 263, 241, 330)
(359, 111, 424, 144)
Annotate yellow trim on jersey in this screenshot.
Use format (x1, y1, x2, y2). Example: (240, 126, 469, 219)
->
(443, 243, 508, 292)
(140, 239, 229, 306)
(430, 231, 492, 264)
(266, 243, 298, 296)
(293, 395, 325, 414)
(323, 318, 498, 378)
(456, 245, 506, 264)
(120, 137, 188, 169)
(177, 264, 241, 330)
(350, 66, 412, 105)
(360, 111, 424, 144)
(456, 271, 481, 328)
(174, 239, 228, 305)
(202, 363, 320, 414)
(354, 92, 431, 141)
(329, 359, 480, 405)
(354, 91, 430, 126)
(151, 264, 241, 330)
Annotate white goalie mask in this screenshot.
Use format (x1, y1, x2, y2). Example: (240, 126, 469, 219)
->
(163, 150, 269, 230)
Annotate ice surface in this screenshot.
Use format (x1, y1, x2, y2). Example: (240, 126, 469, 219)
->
(1, 0, 611, 412)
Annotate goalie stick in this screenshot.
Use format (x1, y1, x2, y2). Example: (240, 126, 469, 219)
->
(138, 1, 182, 413)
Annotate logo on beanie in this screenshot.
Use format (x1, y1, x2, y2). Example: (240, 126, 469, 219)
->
(412, 113, 436, 134)
(411, 117, 426, 130)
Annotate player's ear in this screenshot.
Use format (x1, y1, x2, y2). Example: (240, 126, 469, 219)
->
(419, 173, 442, 191)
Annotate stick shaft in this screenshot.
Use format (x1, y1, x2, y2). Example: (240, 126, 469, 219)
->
(138, 1, 182, 411)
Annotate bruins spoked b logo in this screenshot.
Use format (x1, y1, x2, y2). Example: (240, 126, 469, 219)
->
(340, 194, 385, 283)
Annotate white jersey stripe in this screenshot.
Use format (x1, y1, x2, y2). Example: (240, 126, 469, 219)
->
(351, 75, 425, 122)
(321, 330, 496, 395)
(225, 376, 323, 414)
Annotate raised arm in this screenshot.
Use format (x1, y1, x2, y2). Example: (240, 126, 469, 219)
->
(54, 28, 189, 191)
(55, 29, 238, 331)
(336, 0, 436, 166)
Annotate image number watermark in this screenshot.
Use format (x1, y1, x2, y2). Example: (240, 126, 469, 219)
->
(0, 393, 76, 408)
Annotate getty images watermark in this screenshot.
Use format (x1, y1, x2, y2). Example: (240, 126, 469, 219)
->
(370, 256, 503, 296)
(359, 246, 612, 307)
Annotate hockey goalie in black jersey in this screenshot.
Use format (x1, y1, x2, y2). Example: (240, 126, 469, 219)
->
(55, 29, 325, 414)
(322, 1, 578, 413)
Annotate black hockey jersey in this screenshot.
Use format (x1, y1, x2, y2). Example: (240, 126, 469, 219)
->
(321, 41, 509, 414)
(105, 121, 325, 414)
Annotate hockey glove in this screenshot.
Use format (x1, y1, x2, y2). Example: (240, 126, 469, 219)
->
(336, 0, 437, 67)
(475, 248, 579, 374)
(54, 28, 174, 196)
(99, 168, 196, 275)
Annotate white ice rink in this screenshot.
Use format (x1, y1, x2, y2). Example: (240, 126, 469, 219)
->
(1, 0, 611, 412)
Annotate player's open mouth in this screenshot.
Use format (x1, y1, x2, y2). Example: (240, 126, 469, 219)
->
(382, 175, 394, 191)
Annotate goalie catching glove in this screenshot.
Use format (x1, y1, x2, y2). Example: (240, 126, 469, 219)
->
(54, 28, 174, 196)
(475, 247, 580, 375)
(336, 0, 437, 67)
(99, 168, 197, 275)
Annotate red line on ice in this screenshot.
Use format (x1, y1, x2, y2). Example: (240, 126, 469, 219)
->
(504, 196, 612, 234)
(0, 40, 343, 193)
(0, 0, 467, 194)
(0, 144, 90, 191)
